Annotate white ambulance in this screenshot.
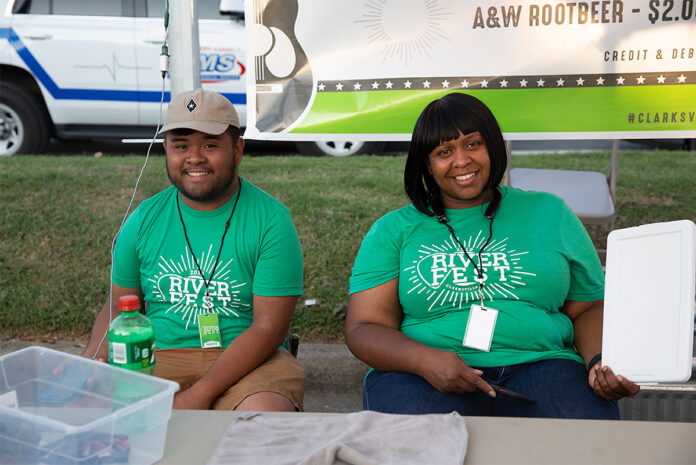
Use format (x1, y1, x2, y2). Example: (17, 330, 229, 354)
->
(0, 0, 372, 156)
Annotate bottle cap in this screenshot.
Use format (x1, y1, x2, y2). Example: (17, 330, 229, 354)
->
(119, 295, 141, 312)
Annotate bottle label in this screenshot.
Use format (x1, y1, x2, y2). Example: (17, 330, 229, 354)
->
(109, 337, 155, 371)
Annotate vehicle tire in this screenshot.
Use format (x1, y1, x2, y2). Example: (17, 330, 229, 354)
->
(295, 140, 385, 157)
(0, 82, 51, 156)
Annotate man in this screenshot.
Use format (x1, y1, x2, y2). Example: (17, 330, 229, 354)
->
(83, 88, 306, 411)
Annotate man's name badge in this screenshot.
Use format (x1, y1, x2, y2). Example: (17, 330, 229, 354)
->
(463, 304, 498, 352)
(198, 313, 222, 348)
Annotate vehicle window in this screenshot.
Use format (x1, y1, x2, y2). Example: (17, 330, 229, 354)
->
(53, 0, 122, 16)
(198, 0, 228, 19)
(146, 0, 226, 20)
(13, 0, 49, 14)
(13, 0, 124, 16)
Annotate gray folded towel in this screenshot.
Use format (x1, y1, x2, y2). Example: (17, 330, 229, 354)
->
(207, 410, 468, 465)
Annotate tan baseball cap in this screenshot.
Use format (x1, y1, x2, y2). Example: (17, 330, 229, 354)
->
(159, 88, 240, 135)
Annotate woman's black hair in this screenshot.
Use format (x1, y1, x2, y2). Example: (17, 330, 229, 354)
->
(404, 93, 507, 219)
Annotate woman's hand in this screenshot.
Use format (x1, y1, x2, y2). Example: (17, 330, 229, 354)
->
(588, 363, 640, 400)
(563, 300, 639, 400)
(347, 279, 494, 397)
(417, 348, 495, 397)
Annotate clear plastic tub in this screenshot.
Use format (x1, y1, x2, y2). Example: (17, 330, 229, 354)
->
(0, 346, 179, 465)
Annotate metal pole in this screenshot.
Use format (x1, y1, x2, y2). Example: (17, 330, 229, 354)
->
(609, 139, 620, 232)
(168, 0, 201, 97)
(502, 139, 512, 186)
(610, 139, 619, 204)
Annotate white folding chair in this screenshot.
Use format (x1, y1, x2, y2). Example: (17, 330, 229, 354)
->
(508, 140, 619, 229)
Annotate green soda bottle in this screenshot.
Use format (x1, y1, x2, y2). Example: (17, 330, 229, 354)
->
(108, 295, 155, 375)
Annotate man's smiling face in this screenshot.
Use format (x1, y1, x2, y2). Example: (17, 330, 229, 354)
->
(165, 128, 244, 211)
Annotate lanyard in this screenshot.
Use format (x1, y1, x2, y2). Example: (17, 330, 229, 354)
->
(437, 213, 494, 307)
(176, 180, 242, 310)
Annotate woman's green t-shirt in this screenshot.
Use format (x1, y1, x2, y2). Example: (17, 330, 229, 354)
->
(349, 187, 604, 367)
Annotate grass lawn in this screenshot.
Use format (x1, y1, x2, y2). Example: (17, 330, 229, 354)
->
(1, 150, 694, 342)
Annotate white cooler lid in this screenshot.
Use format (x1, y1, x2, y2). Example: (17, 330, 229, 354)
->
(602, 220, 696, 383)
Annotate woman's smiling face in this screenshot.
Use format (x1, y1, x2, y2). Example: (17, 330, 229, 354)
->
(427, 131, 492, 209)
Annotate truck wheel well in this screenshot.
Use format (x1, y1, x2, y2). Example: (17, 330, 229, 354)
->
(0, 65, 54, 134)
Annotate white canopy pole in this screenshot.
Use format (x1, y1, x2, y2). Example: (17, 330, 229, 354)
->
(168, 0, 201, 97)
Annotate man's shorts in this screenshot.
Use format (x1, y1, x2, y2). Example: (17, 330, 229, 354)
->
(152, 348, 306, 410)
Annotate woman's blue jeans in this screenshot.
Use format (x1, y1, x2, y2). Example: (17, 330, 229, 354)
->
(363, 358, 619, 419)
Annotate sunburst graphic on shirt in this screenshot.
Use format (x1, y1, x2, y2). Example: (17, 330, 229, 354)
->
(404, 232, 536, 311)
(148, 245, 249, 329)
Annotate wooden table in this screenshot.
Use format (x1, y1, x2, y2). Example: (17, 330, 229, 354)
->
(159, 410, 696, 464)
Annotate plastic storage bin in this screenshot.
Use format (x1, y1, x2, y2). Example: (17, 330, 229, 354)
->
(0, 346, 179, 465)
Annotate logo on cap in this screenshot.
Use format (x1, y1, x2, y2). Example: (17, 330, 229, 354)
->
(186, 98, 198, 113)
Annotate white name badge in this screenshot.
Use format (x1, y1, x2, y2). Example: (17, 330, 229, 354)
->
(463, 304, 498, 352)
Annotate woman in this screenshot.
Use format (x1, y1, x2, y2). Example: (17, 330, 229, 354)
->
(345, 93, 639, 419)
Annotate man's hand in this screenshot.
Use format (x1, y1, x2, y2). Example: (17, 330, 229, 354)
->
(79, 349, 106, 364)
(83, 285, 144, 362)
(588, 363, 640, 400)
(417, 348, 495, 397)
(180, 295, 296, 410)
(172, 385, 215, 410)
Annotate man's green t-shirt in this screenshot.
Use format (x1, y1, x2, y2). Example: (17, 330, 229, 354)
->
(349, 187, 604, 367)
(113, 178, 303, 349)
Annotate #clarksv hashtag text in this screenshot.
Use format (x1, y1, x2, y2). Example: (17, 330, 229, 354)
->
(627, 111, 696, 124)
